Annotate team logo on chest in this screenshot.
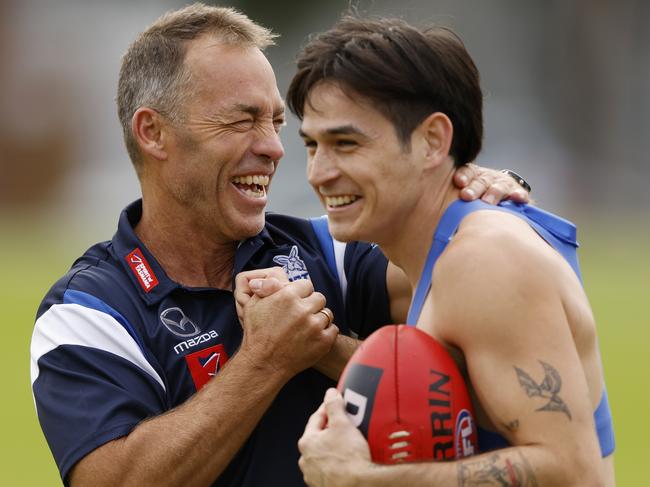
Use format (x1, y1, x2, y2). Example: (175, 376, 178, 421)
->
(272, 245, 310, 281)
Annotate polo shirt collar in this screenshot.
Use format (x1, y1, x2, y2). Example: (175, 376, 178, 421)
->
(111, 199, 275, 305)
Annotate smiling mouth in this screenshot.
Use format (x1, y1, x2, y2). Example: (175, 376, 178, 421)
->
(232, 175, 270, 198)
(324, 195, 359, 208)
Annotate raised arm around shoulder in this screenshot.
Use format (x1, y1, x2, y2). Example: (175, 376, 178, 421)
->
(454, 163, 530, 204)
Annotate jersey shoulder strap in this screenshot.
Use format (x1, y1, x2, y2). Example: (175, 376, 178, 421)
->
(407, 200, 581, 325)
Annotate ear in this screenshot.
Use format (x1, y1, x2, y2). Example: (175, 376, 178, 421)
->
(131, 107, 169, 161)
(416, 112, 453, 169)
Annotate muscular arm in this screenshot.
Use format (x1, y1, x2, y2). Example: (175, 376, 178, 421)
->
(71, 279, 338, 487)
(70, 352, 289, 487)
(299, 392, 543, 487)
(423, 211, 603, 486)
(299, 212, 604, 487)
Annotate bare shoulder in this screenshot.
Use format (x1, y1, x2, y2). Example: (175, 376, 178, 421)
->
(430, 209, 574, 345)
(436, 209, 564, 289)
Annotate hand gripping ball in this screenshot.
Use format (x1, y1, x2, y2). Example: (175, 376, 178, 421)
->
(337, 325, 478, 464)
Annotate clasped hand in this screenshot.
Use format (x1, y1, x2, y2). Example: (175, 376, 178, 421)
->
(234, 267, 338, 379)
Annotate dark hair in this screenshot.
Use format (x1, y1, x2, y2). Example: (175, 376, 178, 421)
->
(287, 17, 482, 166)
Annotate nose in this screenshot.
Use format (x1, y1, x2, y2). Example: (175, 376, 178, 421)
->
(307, 146, 339, 190)
(251, 128, 284, 162)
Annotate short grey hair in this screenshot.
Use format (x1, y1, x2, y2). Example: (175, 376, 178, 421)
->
(117, 2, 277, 170)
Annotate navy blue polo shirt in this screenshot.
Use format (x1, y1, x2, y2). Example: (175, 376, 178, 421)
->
(31, 200, 391, 486)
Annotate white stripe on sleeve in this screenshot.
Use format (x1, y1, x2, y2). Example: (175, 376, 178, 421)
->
(30, 303, 165, 391)
(333, 239, 348, 299)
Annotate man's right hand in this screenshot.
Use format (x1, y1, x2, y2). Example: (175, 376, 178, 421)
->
(234, 266, 289, 324)
(71, 271, 338, 487)
(238, 275, 339, 380)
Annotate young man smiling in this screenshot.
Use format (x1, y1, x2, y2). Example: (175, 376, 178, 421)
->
(288, 16, 615, 487)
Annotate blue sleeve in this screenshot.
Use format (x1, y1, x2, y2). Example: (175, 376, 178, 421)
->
(343, 242, 392, 338)
(31, 293, 167, 483)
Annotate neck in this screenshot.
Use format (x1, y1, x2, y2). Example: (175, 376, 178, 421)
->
(380, 168, 459, 290)
(135, 197, 237, 290)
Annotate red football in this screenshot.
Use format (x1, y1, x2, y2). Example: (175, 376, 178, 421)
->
(337, 325, 478, 464)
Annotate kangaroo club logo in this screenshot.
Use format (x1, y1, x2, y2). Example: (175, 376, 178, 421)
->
(160, 307, 201, 338)
(273, 245, 310, 281)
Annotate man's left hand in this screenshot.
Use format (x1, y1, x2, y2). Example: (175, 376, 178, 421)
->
(298, 388, 372, 487)
(454, 163, 530, 204)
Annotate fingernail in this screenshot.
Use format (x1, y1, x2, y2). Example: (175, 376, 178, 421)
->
(465, 188, 475, 198)
(325, 388, 338, 401)
(483, 194, 496, 205)
(458, 174, 468, 185)
(250, 279, 262, 290)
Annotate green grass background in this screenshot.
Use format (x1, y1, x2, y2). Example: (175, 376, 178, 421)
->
(1, 217, 648, 485)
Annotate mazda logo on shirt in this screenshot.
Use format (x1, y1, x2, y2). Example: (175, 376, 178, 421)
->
(160, 307, 201, 338)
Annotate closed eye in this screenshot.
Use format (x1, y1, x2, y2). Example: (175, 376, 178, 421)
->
(273, 118, 286, 133)
(231, 119, 254, 130)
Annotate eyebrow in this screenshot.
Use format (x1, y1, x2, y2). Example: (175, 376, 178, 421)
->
(231, 103, 285, 118)
(299, 124, 368, 138)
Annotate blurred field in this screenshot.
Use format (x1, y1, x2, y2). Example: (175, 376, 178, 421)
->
(1, 217, 647, 485)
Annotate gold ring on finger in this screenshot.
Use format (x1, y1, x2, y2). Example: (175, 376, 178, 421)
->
(318, 307, 334, 327)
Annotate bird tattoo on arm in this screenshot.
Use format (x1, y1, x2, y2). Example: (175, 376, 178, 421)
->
(514, 360, 572, 420)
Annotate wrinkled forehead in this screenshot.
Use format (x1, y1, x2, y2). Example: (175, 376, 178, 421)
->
(184, 37, 284, 113)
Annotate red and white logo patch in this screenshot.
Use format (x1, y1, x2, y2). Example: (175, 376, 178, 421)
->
(126, 248, 159, 293)
(185, 344, 229, 391)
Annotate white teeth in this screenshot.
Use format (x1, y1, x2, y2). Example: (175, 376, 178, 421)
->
(325, 195, 358, 207)
(232, 175, 270, 186)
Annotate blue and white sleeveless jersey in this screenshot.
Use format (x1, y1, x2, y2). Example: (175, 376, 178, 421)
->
(31, 200, 390, 487)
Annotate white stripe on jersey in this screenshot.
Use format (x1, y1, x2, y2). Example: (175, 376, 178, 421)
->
(31, 303, 166, 392)
(333, 239, 348, 299)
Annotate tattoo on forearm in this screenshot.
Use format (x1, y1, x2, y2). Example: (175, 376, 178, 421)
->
(502, 420, 519, 433)
(457, 451, 538, 487)
(514, 360, 572, 420)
